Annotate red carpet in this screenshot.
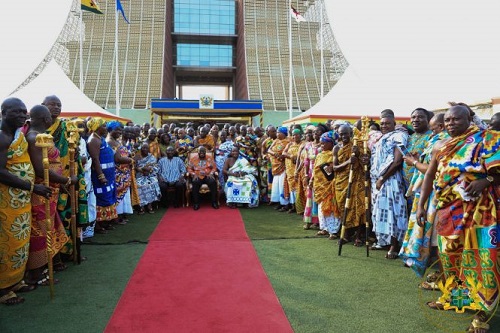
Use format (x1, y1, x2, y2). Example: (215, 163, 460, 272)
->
(105, 205, 293, 333)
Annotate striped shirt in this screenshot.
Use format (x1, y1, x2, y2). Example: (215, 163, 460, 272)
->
(158, 156, 186, 182)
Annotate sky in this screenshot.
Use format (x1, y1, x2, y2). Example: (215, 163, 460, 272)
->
(0, 0, 71, 99)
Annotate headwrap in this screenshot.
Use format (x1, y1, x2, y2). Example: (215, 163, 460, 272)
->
(277, 126, 288, 135)
(292, 128, 302, 135)
(320, 131, 335, 143)
(87, 117, 106, 132)
(106, 120, 122, 132)
(333, 120, 349, 127)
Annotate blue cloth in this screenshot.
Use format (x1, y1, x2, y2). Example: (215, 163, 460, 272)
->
(91, 138, 116, 207)
(158, 156, 186, 182)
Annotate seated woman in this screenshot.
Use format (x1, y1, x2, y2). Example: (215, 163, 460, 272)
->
(135, 143, 162, 214)
(223, 146, 259, 208)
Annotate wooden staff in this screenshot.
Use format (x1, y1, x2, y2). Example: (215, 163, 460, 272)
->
(359, 116, 371, 257)
(67, 121, 82, 264)
(338, 138, 357, 256)
(35, 133, 56, 299)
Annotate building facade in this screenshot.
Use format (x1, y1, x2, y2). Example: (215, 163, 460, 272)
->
(15, 0, 348, 118)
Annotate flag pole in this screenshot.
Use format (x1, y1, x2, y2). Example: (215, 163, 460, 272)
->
(115, 2, 121, 118)
(288, 0, 293, 120)
(79, 2, 84, 90)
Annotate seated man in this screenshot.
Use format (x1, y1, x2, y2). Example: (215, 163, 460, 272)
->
(158, 146, 186, 207)
(187, 146, 219, 210)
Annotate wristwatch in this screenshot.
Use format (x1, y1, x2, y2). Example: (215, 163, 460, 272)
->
(486, 175, 494, 183)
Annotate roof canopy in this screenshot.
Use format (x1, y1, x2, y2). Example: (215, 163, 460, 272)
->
(9, 60, 130, 122)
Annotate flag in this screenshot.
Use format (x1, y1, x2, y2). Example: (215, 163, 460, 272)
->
(81, 0, 103, 14)
(116, 0, 130, 24)
(290, 5, 306, 23)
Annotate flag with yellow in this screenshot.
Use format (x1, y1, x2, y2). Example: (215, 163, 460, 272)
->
(81, 0, 103, 14)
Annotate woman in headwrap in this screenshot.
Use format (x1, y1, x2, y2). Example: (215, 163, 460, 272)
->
(87, 118, 118, 232)
(267, 126, 291, 210)
(295, 125, 315, 219)
(311, 131, 340, 239)
(282, 128, 303, 213)
(303, 124, 328, 229)
(223, 146, 259, 208)
(106, 121, 134, 224)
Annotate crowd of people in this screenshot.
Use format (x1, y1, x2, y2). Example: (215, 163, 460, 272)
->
(0, 95, 499, 332)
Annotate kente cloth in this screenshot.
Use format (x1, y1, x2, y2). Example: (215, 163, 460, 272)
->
(303, 142, 322, 223)
(432, 126, 500, 311)
(197, 134, 215, 151)
(268, 138, 290, 176)
(0, 130, 34, 289)
(225, 156, 259, 207)
(313, 150, 336, 217)
(370, 129, 409, 245)
(402, 130, 433, 187)
(115, 145, 132, 202)
(285, 141, 301, 193)
(91, 137, 117, 222)
(400, 132, 448, 277)
(259, 137, 273, 202)
(28, 144, 69, 270)
(215, 140, 234, 188)
(176, 136, 194, 161)
(158, 156, 186, 183)
(188, 153, 216, 179)
(48, 119, 88, 255)
(294, 142, 308, 215)
(235, 135, 257, 164)
(125, 144, 141, 206)
(334, 141, 365, 229)
(136, 154, 161, 207)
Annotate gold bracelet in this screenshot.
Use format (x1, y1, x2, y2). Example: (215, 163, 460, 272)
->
(98, 173, 106, 180)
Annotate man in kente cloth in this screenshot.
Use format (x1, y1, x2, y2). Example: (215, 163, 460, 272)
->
(267, 126, 290, 211)
(43, 95, 88, 264)
(25, 105, 77, 286)
(417, 105, 500, 333)
(333, 124, 366, 246)
(0, 98, 51, 305)
(194, 126, 215, 152)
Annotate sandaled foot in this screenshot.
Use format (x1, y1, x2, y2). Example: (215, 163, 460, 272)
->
(10, 281, 37, 293)
(303, 223, 312, 230)
(426, 300, 444, 310)
(0, 291, 24, 305)
(317, 230, 329, 236)
(138, 208, 145, 215)
(385, 251, 399, 259)
(370, 243, 389, 251)
(418, 281, 439, 291)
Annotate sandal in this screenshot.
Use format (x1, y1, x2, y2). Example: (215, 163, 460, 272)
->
(10, 280, 37, 293)
(385, 251, 399, 259)
(34, 275, 59, 286)
(0, 291, 24, 305)
(317, 230, 329, 236)
(370, 243, 389, 251)
(303, 223, 312, 230)
(138, 208, 145, 215)
(418, 281, 440, 291)
(426, 300, 444, 310)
